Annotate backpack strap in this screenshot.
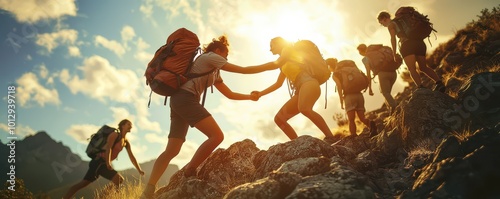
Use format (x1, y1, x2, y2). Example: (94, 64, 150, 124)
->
(324, 80, 328, 109)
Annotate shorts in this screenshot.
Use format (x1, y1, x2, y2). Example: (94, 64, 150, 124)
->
(400, 39, 427, 58)
(293, 72, 316, 93)
(344, 93, 366, 112)
(169, 89, 212, 140)
(83, 158, 117, 182)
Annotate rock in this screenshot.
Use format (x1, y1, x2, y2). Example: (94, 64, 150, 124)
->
(253, 135, 335, 179)
(457, 72, 500, 129)
(224, 172, 302, 199)
(286, 164, 375, 199)
(276, 156, 331, 177)
(397, 88, 456, 149)
(401, 127, 500, 199)
(197, 139, 260, 193)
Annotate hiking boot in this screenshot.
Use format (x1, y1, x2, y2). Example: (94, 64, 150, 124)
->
(433, 81, 446, 93)
(369, 120, 378, 137)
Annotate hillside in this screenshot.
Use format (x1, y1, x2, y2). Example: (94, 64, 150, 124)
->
(0, 131, 178, 198)
(126, 5, 500, 199)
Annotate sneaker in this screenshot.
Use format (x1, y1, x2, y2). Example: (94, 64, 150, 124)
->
(433, 81, 446, 93)
(369, 120, 378, 137)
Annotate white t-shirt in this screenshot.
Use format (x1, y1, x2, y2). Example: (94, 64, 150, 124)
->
(181, 52, 226, 96)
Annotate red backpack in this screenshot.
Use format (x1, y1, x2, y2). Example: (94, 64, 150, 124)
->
(144, 28, 213, 102)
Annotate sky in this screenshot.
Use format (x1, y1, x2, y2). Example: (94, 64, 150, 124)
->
(0, 0, 497, 171)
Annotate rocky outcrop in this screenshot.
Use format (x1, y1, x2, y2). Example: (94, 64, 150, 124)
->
(457, 72, 500, 129)
(400, 125, 500, 199)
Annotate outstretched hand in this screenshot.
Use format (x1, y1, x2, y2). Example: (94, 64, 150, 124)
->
(250, 91, 261, 101)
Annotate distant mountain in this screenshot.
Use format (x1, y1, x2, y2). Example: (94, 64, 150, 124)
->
(0, 131, 178, 198)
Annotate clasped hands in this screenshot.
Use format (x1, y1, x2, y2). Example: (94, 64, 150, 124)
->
(250, 91, 261, 101)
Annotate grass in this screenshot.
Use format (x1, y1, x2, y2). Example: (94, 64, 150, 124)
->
(94, 178, 145, 199)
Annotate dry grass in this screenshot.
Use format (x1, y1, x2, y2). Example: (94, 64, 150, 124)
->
(94, 178, 145, 199)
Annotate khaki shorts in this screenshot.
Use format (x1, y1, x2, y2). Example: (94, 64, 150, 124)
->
(344, 93, 365, 112)
(169, 89, 212, 141)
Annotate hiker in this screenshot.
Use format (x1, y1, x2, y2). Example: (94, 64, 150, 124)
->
(357, 44, 398, 113)
(250, 37, 335, 141)
(326, 58, 377, 137)
(63, 119, 144, 199)
(141, 35, 276, 198)
(377, 10, 445, 92)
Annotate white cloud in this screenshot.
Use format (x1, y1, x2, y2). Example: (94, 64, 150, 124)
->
(134, 37, 153, 62)
(94, 35, 127, 56)
(145, 133, 168, 144)
(68, 45, 81, 57)
(36, 29, 78, 53)
(0, 0, 77, 24)
(37, 64, 49, 79)
(66, 124, 100, 143)
(0, 123, 36, 139)
(16, 72, 61, 107)
(121, 25, 136, 42)
(59, 55, 140, 103)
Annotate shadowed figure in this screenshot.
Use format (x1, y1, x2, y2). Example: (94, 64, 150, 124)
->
(63, 119, 144, 199)
(250, 37, 334, 141)
(377, 10, 445, 92)
(326, 58, 377, 138)
(357, 44, 398, 113)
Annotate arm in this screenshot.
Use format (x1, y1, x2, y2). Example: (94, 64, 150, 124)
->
(333, 76, 345, 110)
(125, 140, 145, 175)
(214, 81, 254, 100)
(258, 72, 286, 97)
(221, 61, 280, 74)
(362, 58, 374, 96)
(105, 132, 118, 170)
(388, 22, 398, 59)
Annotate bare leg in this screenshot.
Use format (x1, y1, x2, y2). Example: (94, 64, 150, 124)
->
(347, 110, 357, 136)
(416, 55, 441, 82)
(184, 116, 224, 171)
(356, 110, 370, 127)
(275, 95, 300, 140)
(403, 54, 422, 87)
(297, 80, 334, 138)
(63, 180, 92, 199)
(147, 138, 184, 186)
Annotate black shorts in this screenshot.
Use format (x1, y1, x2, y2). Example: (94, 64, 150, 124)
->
(400, 39, 427, 58)
(83, 158, 118, 182)
(169, 89, 211, 141)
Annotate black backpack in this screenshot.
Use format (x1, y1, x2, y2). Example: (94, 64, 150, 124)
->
(392, 6, 437, 40)
(85, 125, 120, 159)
